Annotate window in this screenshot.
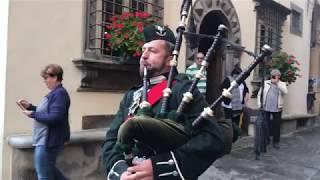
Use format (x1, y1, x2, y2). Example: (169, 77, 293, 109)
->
(251, 0, 290, 97)
(85, 0, 163, 60)
(130, 0, 146, 12)
(254, 0, 290, 78)
(256, 6, 285, 55)
(290, 3, 303, 36)
(73, 0, 164, 92)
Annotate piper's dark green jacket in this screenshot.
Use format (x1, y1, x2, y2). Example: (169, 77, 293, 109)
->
(102, 74, 225, 180)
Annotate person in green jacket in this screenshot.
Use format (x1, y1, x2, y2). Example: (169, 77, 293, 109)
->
(102, 25, 226, 180)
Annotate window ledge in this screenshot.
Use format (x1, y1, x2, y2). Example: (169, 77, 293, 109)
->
(7, 129, 108, 149)
(72, 57, 141, 92)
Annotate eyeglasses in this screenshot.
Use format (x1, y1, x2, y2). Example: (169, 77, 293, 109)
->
(196, 57, 204, 59)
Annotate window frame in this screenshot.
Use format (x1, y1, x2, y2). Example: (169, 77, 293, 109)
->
(84, 0, 164, 60)
(290, 3, 303, 37)
(73, 0, 164, 92)
(251, 0, 290, 97)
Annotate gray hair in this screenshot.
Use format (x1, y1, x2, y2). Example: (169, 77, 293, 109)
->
(270, 69, 281, 76)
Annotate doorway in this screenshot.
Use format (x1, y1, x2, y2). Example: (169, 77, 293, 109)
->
(199, 11, 229, 109)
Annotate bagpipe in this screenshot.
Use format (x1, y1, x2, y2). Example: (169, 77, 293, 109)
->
(192, 44, 272, 127)
(116, 0, 273, 166)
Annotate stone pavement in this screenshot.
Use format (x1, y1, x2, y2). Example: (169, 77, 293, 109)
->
(200, 126, 320, 180)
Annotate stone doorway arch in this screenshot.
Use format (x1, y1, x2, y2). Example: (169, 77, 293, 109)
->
(186, 0, 242, 113)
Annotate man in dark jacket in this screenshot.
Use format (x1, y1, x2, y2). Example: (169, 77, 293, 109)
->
(102, 25, 226, 180)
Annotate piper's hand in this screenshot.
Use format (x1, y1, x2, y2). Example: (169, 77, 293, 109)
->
(222, 89, 232, 98)
(17, 99, 31, 109)
(122, 159, 153, 180)
(120, 171, 133, 180)
(22, 110, 33, 117)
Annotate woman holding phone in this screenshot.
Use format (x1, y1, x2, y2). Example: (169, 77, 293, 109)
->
(257, 69, 288, 149)
(18, 64, 70, 180)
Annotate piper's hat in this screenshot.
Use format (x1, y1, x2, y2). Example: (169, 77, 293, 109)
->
(143, 25, 176, 44)
(270, 69, 281, 76)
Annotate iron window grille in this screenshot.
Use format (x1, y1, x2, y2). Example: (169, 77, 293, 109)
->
(254, 1, 289, 79)
(85, 0, 163, 60)
(249, 0, 290, 98)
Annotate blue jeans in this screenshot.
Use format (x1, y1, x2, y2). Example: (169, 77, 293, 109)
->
(34, 145, 67, 180)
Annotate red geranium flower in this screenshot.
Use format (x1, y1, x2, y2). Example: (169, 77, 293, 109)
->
(124, 34, 129, 39)
(104, 33, 112, 39)
(268, 52, 301, 84)
(105, 12, 159, 61)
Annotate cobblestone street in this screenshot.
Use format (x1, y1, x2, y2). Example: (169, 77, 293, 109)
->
(200, 126, 320, 180)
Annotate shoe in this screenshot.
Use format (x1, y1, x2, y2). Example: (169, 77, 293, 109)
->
(273, 143, 280, 149)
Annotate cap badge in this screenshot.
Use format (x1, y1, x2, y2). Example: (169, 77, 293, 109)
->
(155, 26, 167, 37)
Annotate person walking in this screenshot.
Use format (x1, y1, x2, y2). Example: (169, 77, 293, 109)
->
(18, 64, 70, 180)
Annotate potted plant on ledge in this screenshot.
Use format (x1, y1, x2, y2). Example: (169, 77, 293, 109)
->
(105, 12, 159, 64)
(267, 52, 302, 84)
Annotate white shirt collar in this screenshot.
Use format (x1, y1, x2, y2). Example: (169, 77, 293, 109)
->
(149, 75, 166, 85)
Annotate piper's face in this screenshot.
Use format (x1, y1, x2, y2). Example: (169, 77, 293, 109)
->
(140, 40, 172, 77)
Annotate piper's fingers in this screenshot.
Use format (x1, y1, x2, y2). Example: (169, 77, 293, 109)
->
(133, 171, 149, 180)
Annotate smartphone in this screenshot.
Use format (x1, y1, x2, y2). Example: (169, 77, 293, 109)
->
(16, 101, 26, 111)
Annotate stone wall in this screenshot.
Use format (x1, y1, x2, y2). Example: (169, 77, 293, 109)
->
(8, 129, 107, 180)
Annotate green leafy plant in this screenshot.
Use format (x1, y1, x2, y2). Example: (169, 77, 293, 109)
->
(104, 12, 159, 60)
(267, 52, 301, 84)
